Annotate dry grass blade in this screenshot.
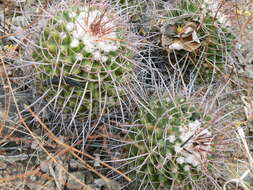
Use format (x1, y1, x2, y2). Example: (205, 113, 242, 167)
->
(0, 168, 40, 183)
(26, 106, 132, 182)
(1, 57, 93, 190)
(223, 126, 253, 190)
(1, 0, 253, 189)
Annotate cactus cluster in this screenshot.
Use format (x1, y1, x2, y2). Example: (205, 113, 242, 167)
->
(161, 0, 234, 84)
(32, 5, 132, 114)
(126, 96, 212, 189)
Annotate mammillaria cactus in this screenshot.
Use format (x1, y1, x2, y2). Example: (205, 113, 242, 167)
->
(160, 0, 234, 84)
(126, 96, 213, 189)
(32, 3, 133, 115)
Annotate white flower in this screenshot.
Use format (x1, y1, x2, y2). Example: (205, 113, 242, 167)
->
(70, 39, 79, 48)
(64, 8, 120, 58)
(176, 157, 185, 164)
(168, 135, 176, 143)
(174, 143, 182, 153)
(66, 22, 75, 32)
(184, 165, 191, 172)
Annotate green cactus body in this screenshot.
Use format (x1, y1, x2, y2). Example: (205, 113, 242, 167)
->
(33, 6, 132, 114)
(162, 0, 234, 84)
(127, 96, 212, 189)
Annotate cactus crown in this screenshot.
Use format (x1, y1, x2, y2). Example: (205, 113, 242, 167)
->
(32, 4, 132, 115)
(126, 96, 213, 189)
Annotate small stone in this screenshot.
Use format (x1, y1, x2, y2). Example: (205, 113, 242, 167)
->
(0, 161, 7, 170)
(94, 178, 106, 187)
(40, 160, 50, 173)
(94, 154, 101, 167)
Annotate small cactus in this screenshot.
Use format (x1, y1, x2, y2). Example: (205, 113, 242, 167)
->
(126, 96, 213, 189)
(32, 4, 133, 115)
(160, 0, 234, 84)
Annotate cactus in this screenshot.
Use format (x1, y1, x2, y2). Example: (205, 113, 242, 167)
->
(160, 0, 234, 84)
(126, 96, 213, 189)
(32, 4, 133, 114)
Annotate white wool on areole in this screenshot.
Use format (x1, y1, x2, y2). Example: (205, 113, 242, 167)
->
(93, 51, 102, 60)
(168, 135, 176, 143)
(176, 156, 185, 164)
(70, 39, 79, 48)
(170, 120, 212, 168)
(174, 143, 182, 153)
(66, 22, 75, 32)
(97, 41, 108, 51)
(184, 165, 190, 172)
(101, 56, 108, 63)
(68, 11, 77, 18)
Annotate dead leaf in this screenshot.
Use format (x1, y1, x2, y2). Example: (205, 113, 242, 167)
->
(169, 38, 201, 52)
(192, 30, 200, 43)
